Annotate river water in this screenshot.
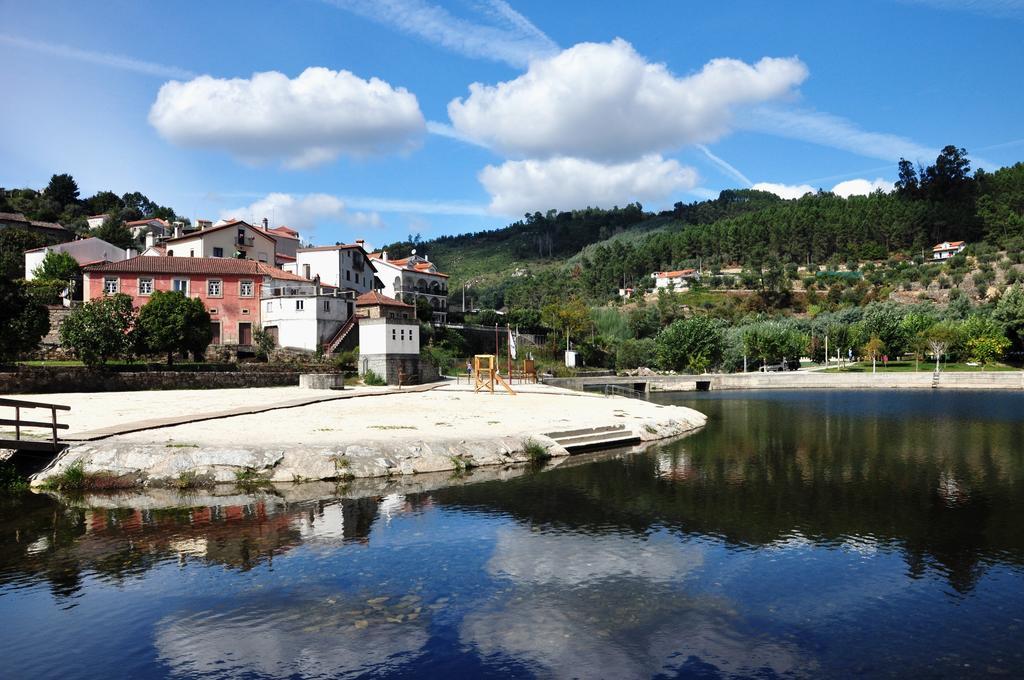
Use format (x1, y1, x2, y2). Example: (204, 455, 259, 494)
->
(2, 390, 1023, 678)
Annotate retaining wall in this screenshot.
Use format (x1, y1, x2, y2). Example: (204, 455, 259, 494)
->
(0, 367, 303, 394)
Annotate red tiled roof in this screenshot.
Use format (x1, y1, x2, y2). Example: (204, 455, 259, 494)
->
(655, 269, 697, 278)
(373, 256, 449, 278)
(125, 218, 170, 227)
(355, 290, 413, 308)
(932, 241, 965, 251)
(85, 256, 302, 277)
(297, 243, 364, 252)
(267, 226, 299, 239)
(162, 221, 276, 244)
(275, 253, 296, 261)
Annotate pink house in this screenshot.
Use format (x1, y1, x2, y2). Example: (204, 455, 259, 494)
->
(83, 256, 314, 345)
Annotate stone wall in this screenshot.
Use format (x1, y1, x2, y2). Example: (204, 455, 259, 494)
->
(0, 367, 303, 394)
(359, 353, 439, 385)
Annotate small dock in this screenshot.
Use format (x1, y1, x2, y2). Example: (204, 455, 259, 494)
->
(0, 397, 71, 474)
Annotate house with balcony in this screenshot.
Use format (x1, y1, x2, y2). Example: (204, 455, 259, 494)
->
(369, 250, 449, 324)
(82, 256, 313, 347)
(161, 219, 277, 264)
(293, 241, 376, 294)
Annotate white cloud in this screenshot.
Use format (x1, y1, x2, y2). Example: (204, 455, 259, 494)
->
(323, 0, 558, 67)
(479, 155, 699, 215)
(830, 177, 894, 197)
(223, 192, 383, 233)
(752, 182, 815, 199)
(696, 144, 753, 187)
(0, 33, 196, 79)
(753, 177, 895, 199)
(149, 67, 425, 168)
(448, 39, 808, 161)
(740, 106, 937, 163)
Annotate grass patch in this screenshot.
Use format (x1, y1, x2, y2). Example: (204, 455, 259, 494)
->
(233, 467, 272, 490)
(643, 424, 659, 435)
(40, 461, 136, 492)
(825, 361, 1020, 373)
(170, 470, 212, 490)
(522, 438, 552, 463)
(165, 442, 199, 449)
(0, 461, 29, 492)
(362, 369, 387, 386)
(368, 425, 418, 430)
(330, 455, 355, 481)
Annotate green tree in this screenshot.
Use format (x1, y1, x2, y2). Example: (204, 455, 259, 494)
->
(742, 321, 807, 368)
(993, 284, 1024, 349)
(616, 337, 658, 369)
(862, 335, 886, 373)
(0, 227, 52, 280)
(58, 294, 137, 367)
(136, 291, 212, 365)
(541, 297, 592, 351)
(655, 316, 724, 373)
(0, 277, 50, 363)
(93, 213, 136, 250)
(43, 173, 80, 209)
(32, 250, 81, 283)
(415, 297, 434, 323)
(966, 335, 1009, 366)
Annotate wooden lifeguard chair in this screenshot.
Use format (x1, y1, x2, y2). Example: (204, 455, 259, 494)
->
(473, 354, 515, 395)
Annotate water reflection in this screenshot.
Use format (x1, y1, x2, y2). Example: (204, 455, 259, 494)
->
(1, 391, 1023, 678)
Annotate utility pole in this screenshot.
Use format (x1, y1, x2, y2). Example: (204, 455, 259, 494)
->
(825, 334, 828, 369)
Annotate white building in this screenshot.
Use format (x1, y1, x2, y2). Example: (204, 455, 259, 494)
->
(85, 214, 109, 230)
(294, 242, 376, 294)
(653, 269, 700, 289)
(933, 241, 966, 260)
(369, 250, 449, 323)
(358, 316, 424, 384)
(24, 237, 127, 281)
(261, 281, 354, 352)
(124, 218, 171, 240)
(162, 220, 277, 263)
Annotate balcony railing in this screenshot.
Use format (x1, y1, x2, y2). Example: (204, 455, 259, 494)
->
(395, 286, 448, 296)
(262, 285, 355, 299)
(237, 235, 255, 246)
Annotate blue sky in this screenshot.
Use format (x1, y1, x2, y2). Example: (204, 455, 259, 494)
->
(1, 0, 1022, 246)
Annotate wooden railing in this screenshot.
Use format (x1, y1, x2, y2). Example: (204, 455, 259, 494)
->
(0, 397, 71, 452)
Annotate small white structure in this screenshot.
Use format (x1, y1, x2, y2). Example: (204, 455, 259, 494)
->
(358, 317, 423, 384)
(653, 269, 699, 289)
(85, 214, 109, 230)
(124, 218, 171, 240)
(261, 282, 354, 352)
(933, 241, 966, 260)
(24, 237, 127, 281)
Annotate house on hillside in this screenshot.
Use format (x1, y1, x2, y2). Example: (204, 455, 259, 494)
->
(124, 218, 171, 240)
(370, 250, 449, 324)
(933, 241, 966, 260)
(82, 257, 317, 347)
(652, 269, 700, 289)
(161, 219, 277, 263)
(85, 214, 109, 230)
(0, 212, 71, 241)
(294, 241, 376, 295)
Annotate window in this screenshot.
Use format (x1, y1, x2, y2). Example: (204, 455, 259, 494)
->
(266, 301, 272, 312)
(303, 264, 311, 279)
(189, 249, 195, 257)
(392, 329, 396, 340)
(400, 329, 405, 340)
(172, 278, 188, 295)
(138, 277, 153, 295)
(103, 277, 119, 294)
(241, 308, 250, 315)
(240, 280, 254, 297)
(213, 247, 224, 258)
(209, 308, 218, 314)
(346, 270, 351, 281)
(296, 299, 304, 311)
(167, 249, 174, 256)
(322, 300, 330, 312)
(207, 279, 222, 297)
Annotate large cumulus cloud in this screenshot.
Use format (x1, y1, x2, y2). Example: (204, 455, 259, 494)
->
(480, 154, 698, 215)
(149, 67, 425, 168)
(448, 38, 808, 161)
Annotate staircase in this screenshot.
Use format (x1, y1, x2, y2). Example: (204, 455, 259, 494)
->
(324, 316, 357, 356)
(932, 369, 941, 389)
(544, 424, 640, 454)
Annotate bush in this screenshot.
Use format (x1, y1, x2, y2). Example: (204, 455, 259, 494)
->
(136, 291, 212, 364)
(616, 338, 658, 370)
(253, 327, 276, 360)
(363, 369, 386, 386)
(655, 316, 724, 373)
(522, 438, 551, 463)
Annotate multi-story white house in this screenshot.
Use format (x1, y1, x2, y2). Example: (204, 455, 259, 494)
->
(933, 241, 966, 260)
(370, 250, 449, 323)
(293, 242, 376, 294)
(162, 220, 277, 263)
